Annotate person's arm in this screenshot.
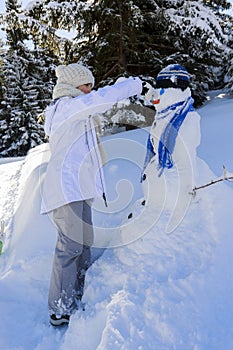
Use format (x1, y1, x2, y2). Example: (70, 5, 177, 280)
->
(68, 77, 143, 112)
(48, 77, 152, 133)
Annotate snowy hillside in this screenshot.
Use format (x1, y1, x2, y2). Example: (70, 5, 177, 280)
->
(0, 90, 233, 349)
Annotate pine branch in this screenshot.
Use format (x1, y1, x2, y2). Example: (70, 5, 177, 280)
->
(191, 166, 233, 196)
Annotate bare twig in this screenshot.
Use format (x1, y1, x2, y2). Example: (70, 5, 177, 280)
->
(190, 165, 233, 196)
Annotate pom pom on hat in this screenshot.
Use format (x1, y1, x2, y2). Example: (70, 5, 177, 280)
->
(55, 63, 95, 88)
(156, 64, 190, 90)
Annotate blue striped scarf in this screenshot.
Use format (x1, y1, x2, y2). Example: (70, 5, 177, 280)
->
(157, 96, 194, 175)
(142, 96, 194, 179)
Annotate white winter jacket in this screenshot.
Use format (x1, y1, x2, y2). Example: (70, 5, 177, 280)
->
(41, 77, 143, 214)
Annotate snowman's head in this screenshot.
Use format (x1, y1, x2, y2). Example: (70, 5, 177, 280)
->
(151, 64, 191, 106)
(156, 64, 190, 91)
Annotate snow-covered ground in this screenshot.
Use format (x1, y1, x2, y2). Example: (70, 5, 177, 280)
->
(0, 90, 233, 349)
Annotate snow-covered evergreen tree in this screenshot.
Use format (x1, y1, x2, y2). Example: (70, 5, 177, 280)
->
(224, 25, 233, 91)
(145, 0, 232, 104)
(202, 0, 231, 13)
(18, 0, 233, 105)
(0, 39, 5, 103)
(208, 0, 233, 84)
(22, 0, 87, 63)
(76, 0, 233, 104)
(0, 0, 54, 157)
(72, 0, 160, 83)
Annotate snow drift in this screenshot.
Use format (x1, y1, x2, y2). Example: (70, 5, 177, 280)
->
(0, 91, 233, 349)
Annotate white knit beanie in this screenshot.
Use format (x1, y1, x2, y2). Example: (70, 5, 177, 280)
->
(52, 63, 95, 100)
(56, 63, 95, 87)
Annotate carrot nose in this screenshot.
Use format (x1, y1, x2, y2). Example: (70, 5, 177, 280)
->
(152, 99, 160, 105)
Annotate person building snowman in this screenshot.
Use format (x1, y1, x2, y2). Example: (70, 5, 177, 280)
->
(141, 64, 201, 233)
(40, 62, 152, 326)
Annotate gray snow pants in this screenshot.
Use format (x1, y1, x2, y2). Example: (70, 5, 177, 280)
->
(48, 200, 94, 316)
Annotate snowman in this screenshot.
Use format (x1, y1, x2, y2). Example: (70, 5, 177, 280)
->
(129, 64, 201, 234)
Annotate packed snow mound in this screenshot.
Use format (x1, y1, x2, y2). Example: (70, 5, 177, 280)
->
(0, 144, 231, 350)
(5, 144, 56, 266)
(1, 91, 233, 349)
(60, 158, 233, 350)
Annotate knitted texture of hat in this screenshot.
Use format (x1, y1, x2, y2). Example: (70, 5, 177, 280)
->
(156, 64, 190, 83)
(156, 64, 190, 90)
(56, 63, 95, 88)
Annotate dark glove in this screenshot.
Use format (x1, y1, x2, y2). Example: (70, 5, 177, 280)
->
(141, 82, 155, 101)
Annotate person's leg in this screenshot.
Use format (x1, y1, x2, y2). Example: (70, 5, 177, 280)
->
(48, 229, 83, 317)
(75, 245, 91, 302)
(48, 200, 94, 319)
(75, 199, 94, 300)
(48, 202, 84, 318)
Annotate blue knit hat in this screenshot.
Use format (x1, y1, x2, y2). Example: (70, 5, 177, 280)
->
(156, 64, 190, 90)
